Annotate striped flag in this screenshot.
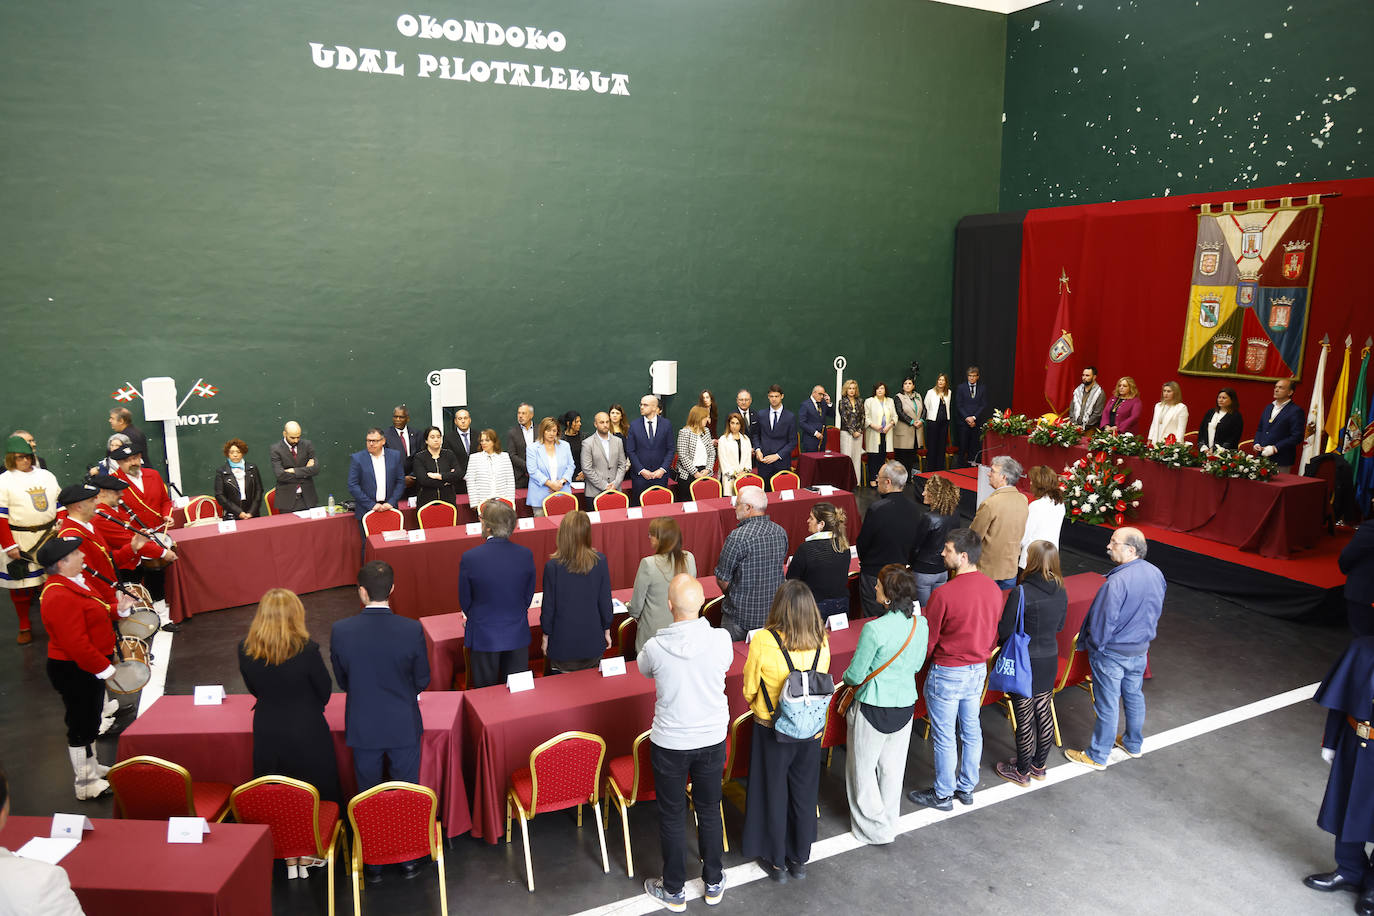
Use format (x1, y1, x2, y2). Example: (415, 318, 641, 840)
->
(1326, 336, 1352, 454)
(110, 383, 140, 402)
(1344, 341, 1371, 472)
(1299, 335, 1329, 474)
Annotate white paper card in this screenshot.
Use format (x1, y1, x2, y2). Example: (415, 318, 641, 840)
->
(626, 507, 643, 519)
(309, 506, 329, 520)
(815, 485, 836, 496)
(611, 597, 627, 612)
(531, 593, 542, 607)
(517, 518, 535, 530)
(850, 545, 859, 558)
(571, 482, 585, 492)
(779, 489, 795, 501)
(193, 685, 226, 706)
(745, 627, 763, 644)
(600, 656, 626, 677)
(466, 522, 483, 536)
(826, 613, 850, 631)
(293, 510, 311, 519)
(407, 497, 418, 509)
(382, 530, 408, 541)
(407, 530, 426, 543)
(217, 520, 237, 534)
(587, 511, 601, 523)
(50, 814, 92, 839)
(167, 817, 209, 844)
(682, 501, 699, 513)
(172, 495, 191, 510)
(507, 671, 535, 693)
(16, 837, 79, 865)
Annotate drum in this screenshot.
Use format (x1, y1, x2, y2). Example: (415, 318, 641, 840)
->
(123, 583, 154, 607)
(106, 636, 152, 694)
(117, 607, 160, 641)
(140, 532, 176, 570)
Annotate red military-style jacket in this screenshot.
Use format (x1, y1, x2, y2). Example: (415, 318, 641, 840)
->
(92, 503, 168, 571)
(55, 517, 133, 611)
(41, 573, 116, 674)
(113, 467, 174, 530)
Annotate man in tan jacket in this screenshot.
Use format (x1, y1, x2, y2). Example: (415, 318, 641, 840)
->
(970, 456, 1028, 588)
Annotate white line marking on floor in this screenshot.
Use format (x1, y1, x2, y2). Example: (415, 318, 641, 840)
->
(135, 602, 175, 716)
(568, 681, 1320, 916)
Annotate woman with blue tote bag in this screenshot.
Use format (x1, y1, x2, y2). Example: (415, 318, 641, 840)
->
(993, 541, 1068, 787)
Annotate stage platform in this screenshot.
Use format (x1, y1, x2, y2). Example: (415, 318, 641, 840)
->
(917, 466, 1350, 621)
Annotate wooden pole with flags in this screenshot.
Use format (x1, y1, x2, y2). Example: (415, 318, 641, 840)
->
(1299, 334, 1330, 474)
(1344, 338, 1372, 472)
(1326, 335, 1354, 454)
(1043, 269, 1074, 415)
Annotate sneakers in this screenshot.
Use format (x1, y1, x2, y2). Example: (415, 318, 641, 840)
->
(644, 878, 686, 913)
(1027, 764, 1047, 781)
(1114, 736, 1142, 759)
(703, 874, 725, 906)
(953, 789, 974, 806)
(1064, 748, 1106, 771)
(907, 788, 953, 811)
(995, 760, 1030, 787)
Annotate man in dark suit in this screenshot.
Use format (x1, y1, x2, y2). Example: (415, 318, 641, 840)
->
(798, 385, 830, 453)
(953, 366, 988, 467)
(855, 460, 924, 616)
(346, 429, 405, 524)
(458, 501, 536, 688)
(754, 384, 797, 481)
(626, 395, 676, 503)
(505, 403, 535, 489)
(107, 407, 149, 465)
(728, 390, 762, 456)
(383, 405, 423, 497)
(1253, 378, 1306, 473)
(330, 561, 429, 882)
(442, 408, 474, 496)
(268, 421, 319, 511)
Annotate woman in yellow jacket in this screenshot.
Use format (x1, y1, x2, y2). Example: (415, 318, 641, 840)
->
(741, 580, 830, 883)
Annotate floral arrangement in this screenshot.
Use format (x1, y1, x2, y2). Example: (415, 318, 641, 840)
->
(1085, 428, 1147, 457)
(1143, 434, 1205, 469)
(1201, 449, 1278, 481)
(984, 409, 1032, 436)
(1028, 415, 1085, 447)
(1061, 451, 1143, 526)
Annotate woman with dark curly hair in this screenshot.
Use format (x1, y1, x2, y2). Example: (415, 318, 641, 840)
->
(214, 438, 263, 520)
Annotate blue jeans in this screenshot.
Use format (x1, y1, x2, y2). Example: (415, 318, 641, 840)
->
(913, 571, 947, 610)
(1088, 648, 1148, 763)
(924, 663, 985, 798)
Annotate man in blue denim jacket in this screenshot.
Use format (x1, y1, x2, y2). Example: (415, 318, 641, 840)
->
(1065, 527, 1166, 770)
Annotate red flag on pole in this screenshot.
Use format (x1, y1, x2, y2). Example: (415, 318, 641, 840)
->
(1044, 269, 1074, 413)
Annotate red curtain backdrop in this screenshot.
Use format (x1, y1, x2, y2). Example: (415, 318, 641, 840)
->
(1012, 178, 1374, 437)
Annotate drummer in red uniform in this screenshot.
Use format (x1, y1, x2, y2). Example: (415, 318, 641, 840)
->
(109, 445, 176, 605)
(38, 533, 132, 801)
(89, 473, 175, 576)
(55, 481, 139, 612)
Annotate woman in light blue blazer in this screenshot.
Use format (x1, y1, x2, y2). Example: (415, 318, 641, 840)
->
(526, 417, 576, 516)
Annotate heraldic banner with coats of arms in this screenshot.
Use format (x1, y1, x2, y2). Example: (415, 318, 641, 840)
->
(1179, 194, 1323, 381)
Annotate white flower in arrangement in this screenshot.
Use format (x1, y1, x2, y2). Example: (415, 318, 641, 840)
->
(1087, 474, 1097, 482)
(1086, 494, 1097, 503)
(1131, 480, 1143, 490)
(1112, 489, 1122, 498)
(1116, 458, 1125, 465)
(1131, 500, 1140, 508)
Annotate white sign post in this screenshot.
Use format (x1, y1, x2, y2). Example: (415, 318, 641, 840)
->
(833, 356, 846, 427)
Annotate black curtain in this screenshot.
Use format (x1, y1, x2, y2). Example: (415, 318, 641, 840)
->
(951, 211, 1026, 413)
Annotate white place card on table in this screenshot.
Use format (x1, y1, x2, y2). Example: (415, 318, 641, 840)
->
(517, 518, 535, 530)
(407, 530, 426, 543)
(745, 628, 763, 644)
(850, 545, 859, 558)
(466, 522, 483, 536)
(571, 482, 585, 492)
(309, 506, 329, 520)
(193, 685, 226, 706)
(531, 593, 542, 607)
(626, 507, 643, 520)
(682, 501, 699, 513)
(611, 597, 627, 613)
(293, 510, 311, 519)
(507, 671, 535, 693)
(172, 495, 191, 510)
(50, 814, 93, 839)
(407, 497, 418, 509)
(16, 837, 80, 865)
(815, 485, 836, 496)
(779, 489, 795, 501)
(217, 520, 237, 534)
(167, 817, 209, 844)
(600, 656, 626, 677)
(826, 614, 849, 631)
(587, 511, 601, 523)
(382, 530, 408, 541)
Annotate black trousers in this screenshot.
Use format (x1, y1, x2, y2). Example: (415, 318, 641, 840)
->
(926, 419, 950, 471)
(865, 433, 888, 484)
(957, 422, 982, 467)
(352, 743, 421, 791)
(740, 721, 821, 868)
(546, 656, 600, 674)
(651, 739, 727, 895)
(468, 648, 529, 689)
(47, 658, 106, 747)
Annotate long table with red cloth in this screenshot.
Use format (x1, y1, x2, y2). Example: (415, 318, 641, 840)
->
(0, 815, 271, 916)
(116, 692, 472, 838)
(370, 488, 861, 618)
(797, 450, 858, 490)
(983, 432, 1325, 558)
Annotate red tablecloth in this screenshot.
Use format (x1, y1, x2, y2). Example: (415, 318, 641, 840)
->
(461, 624, 862, 843)
(0, 815, 271, 916)
(983, 433, 1326, 558)
(116, 693, 471, 838)
(798, 451, 858, 490)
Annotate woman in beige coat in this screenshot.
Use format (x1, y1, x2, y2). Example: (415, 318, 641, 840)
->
(863, 383, 899, 488)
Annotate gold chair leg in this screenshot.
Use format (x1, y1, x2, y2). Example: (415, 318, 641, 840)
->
(720, 802, 729, 853)
(436, 822, 449, 916)
(577, 802, 583, 828)
(506, 796, 512, 844)
(327, 849, 335, 916)
(516, 808, 534, 892)
(1050, 696, 1062, 747)
(616, 799, 633, 877)
(592, 796, 609, 874)
(350, 844, 361, 916)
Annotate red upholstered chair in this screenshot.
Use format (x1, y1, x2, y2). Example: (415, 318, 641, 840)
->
(1051, 634, 1095, 747)
(361, 505, 404, 536)
(916, 447, 928, 471)
(478, 497, 517, 515)
(506, 731, 609, 892)
(184, 495, 219, 525)
(541, 491, 578, 517)
(417, 500, 457, 530)
(263, 489, 277, 516)
(639, 485, 674, 507)
(230, 776, 345, 912)
(689, 477, 722, 500)
(770, 470, 801, 492)
(734, 473, 764, 493)
(107, 755, 232, 822)
(912, 665, 932, 741)
(603, 730, 656, 877)
(820, 690, 847, 768)
(702, 596, 723, 629)
(824, 427, 840, 451)
(347, 781, 446, 916)
(593, 489, 629, 511)
(617, 617, 638, 661)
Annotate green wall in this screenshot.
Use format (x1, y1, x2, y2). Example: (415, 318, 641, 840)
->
(1, 0, 1005, 500)
(1001, 0, 1373, 208)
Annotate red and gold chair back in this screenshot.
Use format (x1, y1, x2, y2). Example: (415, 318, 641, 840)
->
(233, 776, 345, 915)
(734, 473, 764, 493)
(639, 485, 674, 507)
(479, 497, 516, 515)
(348, 781, 446, 915)
(541, 491, 578, 517)
(617, 617, 637, 661)
(824, 427, 840, 451)
(724, 711, 753, 783)
(689, 477, 722, 500)
(263, 489, 277, 516)
(506, 731, 609, 891)
(603, 730, 656, 877)
(769, 470, 801, 492)
(108, 755, 232, 822)
(820, 691, 848, 767)
(417, 500, 458, 530)
(361, 505, 404, 536)
(185, 495, 219, 524)
(702, 596, 724, 629)
(593, 489, 629, 511)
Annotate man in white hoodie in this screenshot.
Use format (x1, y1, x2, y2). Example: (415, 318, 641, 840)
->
(639, 574, 733, 912)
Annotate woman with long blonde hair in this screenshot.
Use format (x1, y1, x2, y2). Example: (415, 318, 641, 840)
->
(541, 511, 613, 673)
(238, 588, 341, 876)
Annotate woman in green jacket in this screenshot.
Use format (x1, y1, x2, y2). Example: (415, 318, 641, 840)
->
(841, 564, 927, 844)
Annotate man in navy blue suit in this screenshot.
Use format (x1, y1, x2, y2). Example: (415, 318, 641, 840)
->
(798, 384, 830, 454)
(383, 405, 424, 496)
(728, 390, 762, 460)
(458, 501, 537, 688)
(1252, 377, 1306, 473)
(755, 384, 797, 482)
(347, 428, 406, 518)
(953, 366, 988, 467)
(626, 394, 676, 503)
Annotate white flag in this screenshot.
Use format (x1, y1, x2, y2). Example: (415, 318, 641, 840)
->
(1299, 337, 1330, 474)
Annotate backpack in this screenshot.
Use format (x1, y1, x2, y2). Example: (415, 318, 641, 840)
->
(759, 629, 834, 742)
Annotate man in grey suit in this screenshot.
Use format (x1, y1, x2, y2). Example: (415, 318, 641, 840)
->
(269, 421, 319, 511)
(582, 411, 630, 498)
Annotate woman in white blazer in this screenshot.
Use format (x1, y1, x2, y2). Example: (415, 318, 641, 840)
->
(863, 382, 899, 487)
(717, 413, 754, 495)
(1147, 380, 1190, 445)
(465, 428, 517, 508)
(924, 374, 954, 472)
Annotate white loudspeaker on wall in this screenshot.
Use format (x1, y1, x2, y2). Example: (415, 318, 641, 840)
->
(649, 361, 678, 396)
(427, 368, 468, 429)
(141, 377, 178, 422)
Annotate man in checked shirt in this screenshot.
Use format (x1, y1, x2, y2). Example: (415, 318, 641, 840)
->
(714, 487, 787, 641)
